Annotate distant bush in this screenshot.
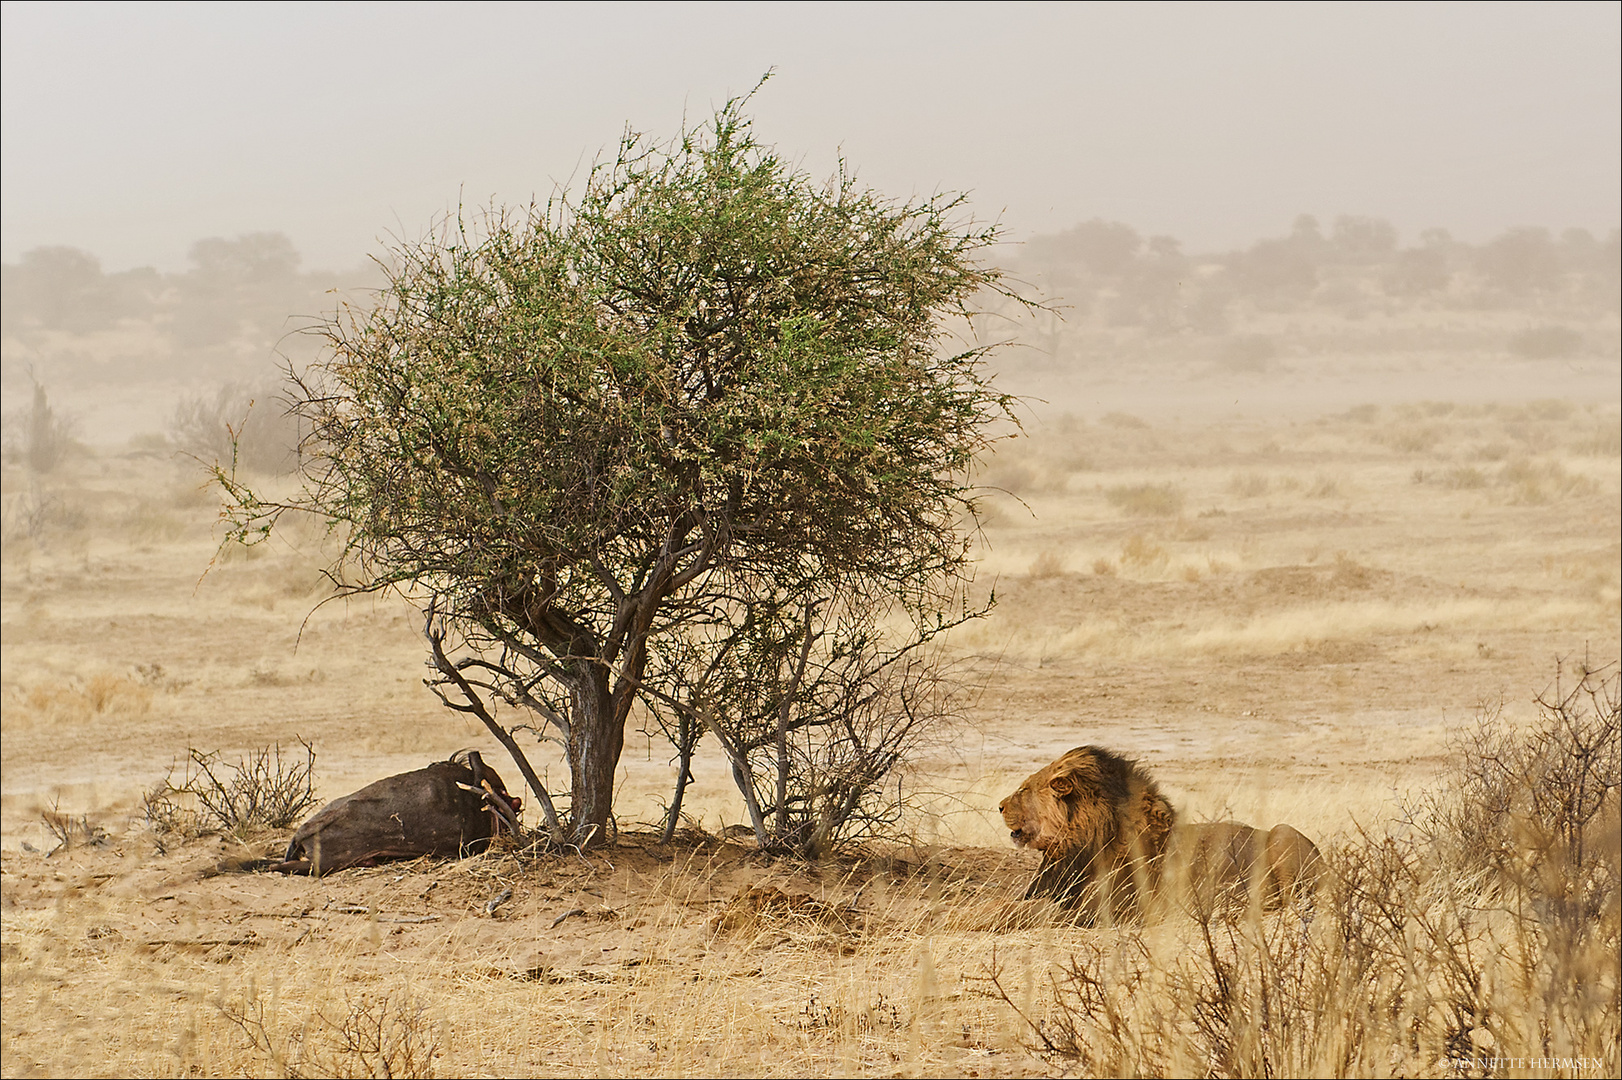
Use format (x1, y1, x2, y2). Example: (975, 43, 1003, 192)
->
(1105, 483, 1184, 517)
(1228, 472, 1269, 498)
(1383, 424, 1443, 453)
(144, 740, 318, 841)
(1214, 334, 1278, 373)
(1, 379, 79, 473)
(1027, 549, 1066, 578)
(1119, 533, 1169, 570)
(169, 383, 301, 474)
(1572, 422, 1621, 457)
(1306, 473, 1345, 499)
(1439, 465, 1489, 489)
(1508, 325, 1584, 359)
(1499, 458, 1597, 504)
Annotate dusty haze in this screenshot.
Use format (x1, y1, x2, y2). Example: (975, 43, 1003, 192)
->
(3, 3, 1619, 271)
(3, 7, 1620, 1076)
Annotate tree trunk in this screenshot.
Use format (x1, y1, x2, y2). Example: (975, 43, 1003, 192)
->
(660, 711, 698, 844)
(567, 663, 622, 847)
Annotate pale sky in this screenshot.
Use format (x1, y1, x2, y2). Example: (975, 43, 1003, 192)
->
(2, 1, 1618, 273)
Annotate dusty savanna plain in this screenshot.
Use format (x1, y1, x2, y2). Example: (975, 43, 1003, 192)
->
(2, 326, 1620, 1076)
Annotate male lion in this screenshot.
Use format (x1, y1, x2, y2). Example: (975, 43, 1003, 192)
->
(999, 746, 1324, 924)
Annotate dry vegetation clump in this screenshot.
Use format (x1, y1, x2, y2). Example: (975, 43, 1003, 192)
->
(2, 672, 153, 731)
(1026, 549, 1066, 579)
(983, 664, 1620, 1079)
(1497, 458, 1598, 505)
(144, 740, 319, 843)
(1438, 465, 1490, 490)
(1570, 420, 1621, 458)
(217, 988, 445, 1080)
(1228, 471, 1270, 498)
(1104, 482, 1184, 517)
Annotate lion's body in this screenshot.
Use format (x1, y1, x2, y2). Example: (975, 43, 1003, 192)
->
(1000, 746, 1324, 923)
(1166, 821, 1326, 915)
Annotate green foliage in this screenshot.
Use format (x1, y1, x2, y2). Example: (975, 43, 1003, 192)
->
(222, 90, 1018, 845)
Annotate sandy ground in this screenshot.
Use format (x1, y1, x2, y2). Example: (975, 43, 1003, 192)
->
(2, 349, 1618, 1076)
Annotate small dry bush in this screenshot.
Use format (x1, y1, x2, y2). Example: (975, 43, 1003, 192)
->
(987, 663, 1621, 1078)
(1306, 473, 1345, 499)
(220, 986, 442, 1079)
(1383, 423, 1444, 454)
(170, 382, 302, 475)
(1440, 465, 1490, 490)
(39, 799, 110, 854)
(1228, 472, 1270, 498)
(123, 499, 188, 542)
(1027, 549, 1066, 578)
(1417, 663, 1620, 930)
(0, 485, 88, 549)
(1570, 421, 1620, 457)
(145, 740, 319, 842)
(1105, 482, 1184, 517)
(1498, 458, 1597, 504)
(1119, 533, 1168, 572)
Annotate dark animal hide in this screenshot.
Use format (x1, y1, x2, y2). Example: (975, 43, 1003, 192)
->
(271, 751, 521, 875)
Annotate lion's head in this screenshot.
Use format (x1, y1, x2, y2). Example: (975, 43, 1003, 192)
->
(1000, 746, 1161, 858)
(1000, 746, 1177, 920)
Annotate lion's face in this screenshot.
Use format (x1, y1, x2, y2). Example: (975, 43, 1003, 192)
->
(999, 752, 1103, 855)
(999, 746, 1164, 863)
(999, 779, 1060, 853)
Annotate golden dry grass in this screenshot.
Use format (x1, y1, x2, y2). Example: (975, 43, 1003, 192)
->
(3, 383, 1618, 1076)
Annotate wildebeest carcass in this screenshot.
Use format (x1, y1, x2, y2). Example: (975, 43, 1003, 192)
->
(271, 751, 522, 875)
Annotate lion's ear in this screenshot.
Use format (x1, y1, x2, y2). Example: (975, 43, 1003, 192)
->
(1049, 774, 1075, 796)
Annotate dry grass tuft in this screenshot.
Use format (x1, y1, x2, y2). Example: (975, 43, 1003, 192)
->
(1499, 458, 1598, 504)
(3, 673, 153, 731)
(1026, 549, 1066, 578)
(1228, 471, 1270, 498)
(1119, 533, 1169, 573)
(1105, 482, 1184, 517)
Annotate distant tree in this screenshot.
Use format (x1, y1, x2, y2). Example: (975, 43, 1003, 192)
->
(1476, 227, 1561, 296)
(1290, 214, 1327, 249)
(1331, 215, 1398, 260)
(2, 376, 78, 473)
(219, 92, 1018, 848)
(0, 247, 138, 334)
(1383, 246, 1451, 297)
(1230, 234, 1318, 302)
(173, 232, 307, 349)
(1026, 219, 1144, 277)
(1113, 235, 1188, 330)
